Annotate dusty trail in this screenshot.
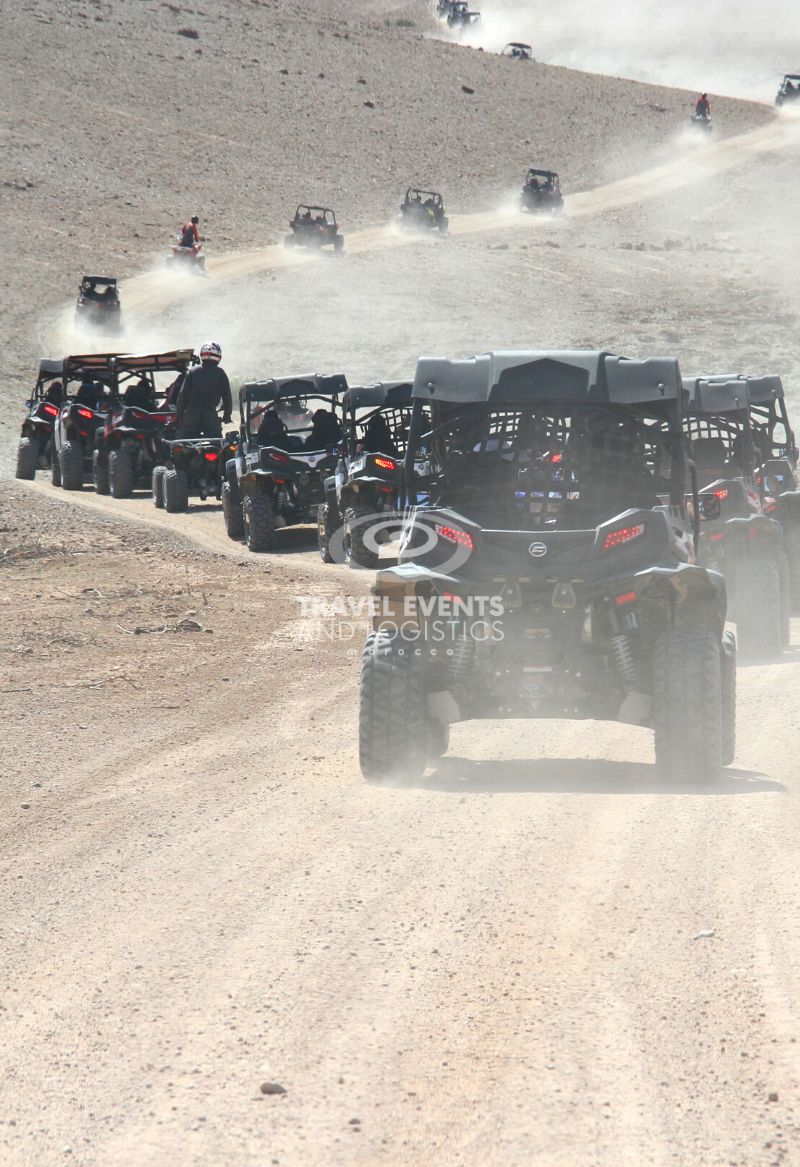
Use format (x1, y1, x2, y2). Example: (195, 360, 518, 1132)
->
(110, 114, 800, 327)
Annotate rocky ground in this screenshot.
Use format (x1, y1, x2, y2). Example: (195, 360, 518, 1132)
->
(5, 1, 800, 1165)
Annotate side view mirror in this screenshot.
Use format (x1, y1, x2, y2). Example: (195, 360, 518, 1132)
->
(697, 493, 721, 521)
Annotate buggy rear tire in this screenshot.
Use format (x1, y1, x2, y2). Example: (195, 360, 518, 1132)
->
(243, 494, 276, 552)
(163, 467, 189, 513)
(317, 503, 335, 563)
(59, 440, 84, 491)
(50, 449, 62, 487)
(736, 558, 782, 661)
(152, 465, 166, 508)
(222, 480, 245, 538)
(721, 630, 736, 766)
(109, 447, 134, 499)
(785, 523, 800, 614)
(344, 506, 380, 570)
(652, 629, 722, 783)
(93, 449, 110, 495)
(359, 631, 428, 781)
(15, 437, 38, 480)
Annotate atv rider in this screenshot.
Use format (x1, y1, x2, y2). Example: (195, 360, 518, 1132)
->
(695, 93, 710, 118)
(179, 215, 200, 250)
(174, 341, 232, 438)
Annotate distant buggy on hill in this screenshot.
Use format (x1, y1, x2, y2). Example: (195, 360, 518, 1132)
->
(284, 206, 344, 252)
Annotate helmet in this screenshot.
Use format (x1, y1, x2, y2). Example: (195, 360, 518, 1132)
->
(191, 215, 199, 225)
(200, 341, 222, 363)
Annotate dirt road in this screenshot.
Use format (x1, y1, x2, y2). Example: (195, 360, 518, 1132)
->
(3, 480, 800, 1166)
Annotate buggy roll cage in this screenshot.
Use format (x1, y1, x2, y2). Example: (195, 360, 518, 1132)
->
(238, 373, 347, 441)
(341, 382, 413, 455)
(404, 189, 443, 206)
(401, 350, 691, 529)
(109, 349, 196, 403)
(525, 168, 559, 182)
(503, 43, 533, 57)
(685, 373, 796, 469)
(294, 205, 336, 222)
(62, 352, 119, 393)
(683, 377, 756, 480)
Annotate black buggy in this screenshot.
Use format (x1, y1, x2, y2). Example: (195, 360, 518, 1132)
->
(319, 381, 418, 569)
(776, 75, 800, 107)
(224, 374, 347, 552)
(74, 275, 121, 331)
(520, 169, 564, 214)
(447, 2, 481, 29)
(359, 350, 734, 784)
(284, 206, 344, 252)
(746, 373, 800, 608)
(15, 359, 65, 479)
(502, 43, 533, 60)
(94, 349, 195, 498)
(683, 375, 789, 661)
(51, 352, 117, 490)
(399, 189, 449, 234)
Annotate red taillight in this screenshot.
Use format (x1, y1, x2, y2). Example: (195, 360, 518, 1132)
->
(710, 532, 724, 541)
(436, 524, 474, 550)
(270, 452, 289, 463)
(374, 456, 396, 471)
(204, 451, 218, 461)
(550, 452, 562, 463)
(714, 489, 728, 499)
(616, 591, 636, 605)
(42, 403, 58, 416)
(77, 407, 94, 419)
(602, 523, 645, 551)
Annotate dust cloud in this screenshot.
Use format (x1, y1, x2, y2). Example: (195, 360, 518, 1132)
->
(434, 0, 800, 102)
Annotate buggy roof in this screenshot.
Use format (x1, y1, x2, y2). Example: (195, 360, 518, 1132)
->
(684, 376, 750, 414)
(783, 74, 800, 81)
(81, 275, 116, 283)
(38, 358, 64, 378)
(526, 168, 558, 178)
(504, 42, 532, 50)
(295, 205, 334, 214)
(406, 188, 442, 198)
(239, 373, 347, 412)
(112, 349, 195, 374)
(343, 381, 413, 410)
(412, 351, 682, 407)
(63, 352, 120, 379)
(746, 374, 784, 403)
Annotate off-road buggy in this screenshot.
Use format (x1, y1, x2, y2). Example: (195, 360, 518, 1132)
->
(15, 359, 65, 479)
(520, 169, 564, 213)
(154, 431, 239, 513)
(74, 276, 121, 331)
(284, 206, 344, 252)
(166, 243, 206, 274)
(319, 381, 418, 568)
(51, 353, 117, 490)
(93, 350, 195, 498)
(436, 0, 458, 17)
(776, 75, 800, 107)
(398, 189, 448, 234)
(502, 43, 533, 60)
(447, 2, 481, 29)
(360, 350, 734, 784)
(683, 375, 788, 660)
(746, 373, 800, 609)
(225, 374, 346, 552)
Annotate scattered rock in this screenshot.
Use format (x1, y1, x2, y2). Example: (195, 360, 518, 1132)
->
(768, 1091, 779, 1102)
(31, 782, 41, 788)
(693, 929, 715, 939)
(279, 68, 288, 75)
(21, 803, 31, 809)
(461, 85, 475, 94)
(357, 78, 366, 85)
(260, 1081, 287, 1095)
(349, 1117, 361, 1125)
(364, 100, 375, 108)
(177, 27, 198, 38)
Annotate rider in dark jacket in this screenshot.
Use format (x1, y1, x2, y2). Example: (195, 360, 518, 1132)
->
(175, 342, 232, 438)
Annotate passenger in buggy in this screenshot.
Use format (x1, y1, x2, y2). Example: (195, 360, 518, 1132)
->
(305, 408, 342, 449)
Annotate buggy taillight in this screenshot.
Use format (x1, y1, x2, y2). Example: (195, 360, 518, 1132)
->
(42, 404, 58, 416)
(714, 489, 728, 499)
(77, 408, 94, 419)
(204, 452, 218, 461)
(271, 452, 289, 463)
(602, 523, 645, 551)
(436, 524, 474, 550)
(374, 456, 396, 471)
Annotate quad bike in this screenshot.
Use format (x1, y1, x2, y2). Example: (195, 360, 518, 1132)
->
(166, 243, 207, 274)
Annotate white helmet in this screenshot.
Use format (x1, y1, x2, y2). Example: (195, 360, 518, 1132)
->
(200, 341, 222, 363)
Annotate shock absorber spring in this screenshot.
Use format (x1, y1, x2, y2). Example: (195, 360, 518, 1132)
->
(276, 489, 288, 513)
(610, 634, 638, 692)
(446, 626, 475, 695)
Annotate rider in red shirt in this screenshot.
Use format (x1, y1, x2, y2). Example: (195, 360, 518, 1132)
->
(179, 216, 200, 249)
